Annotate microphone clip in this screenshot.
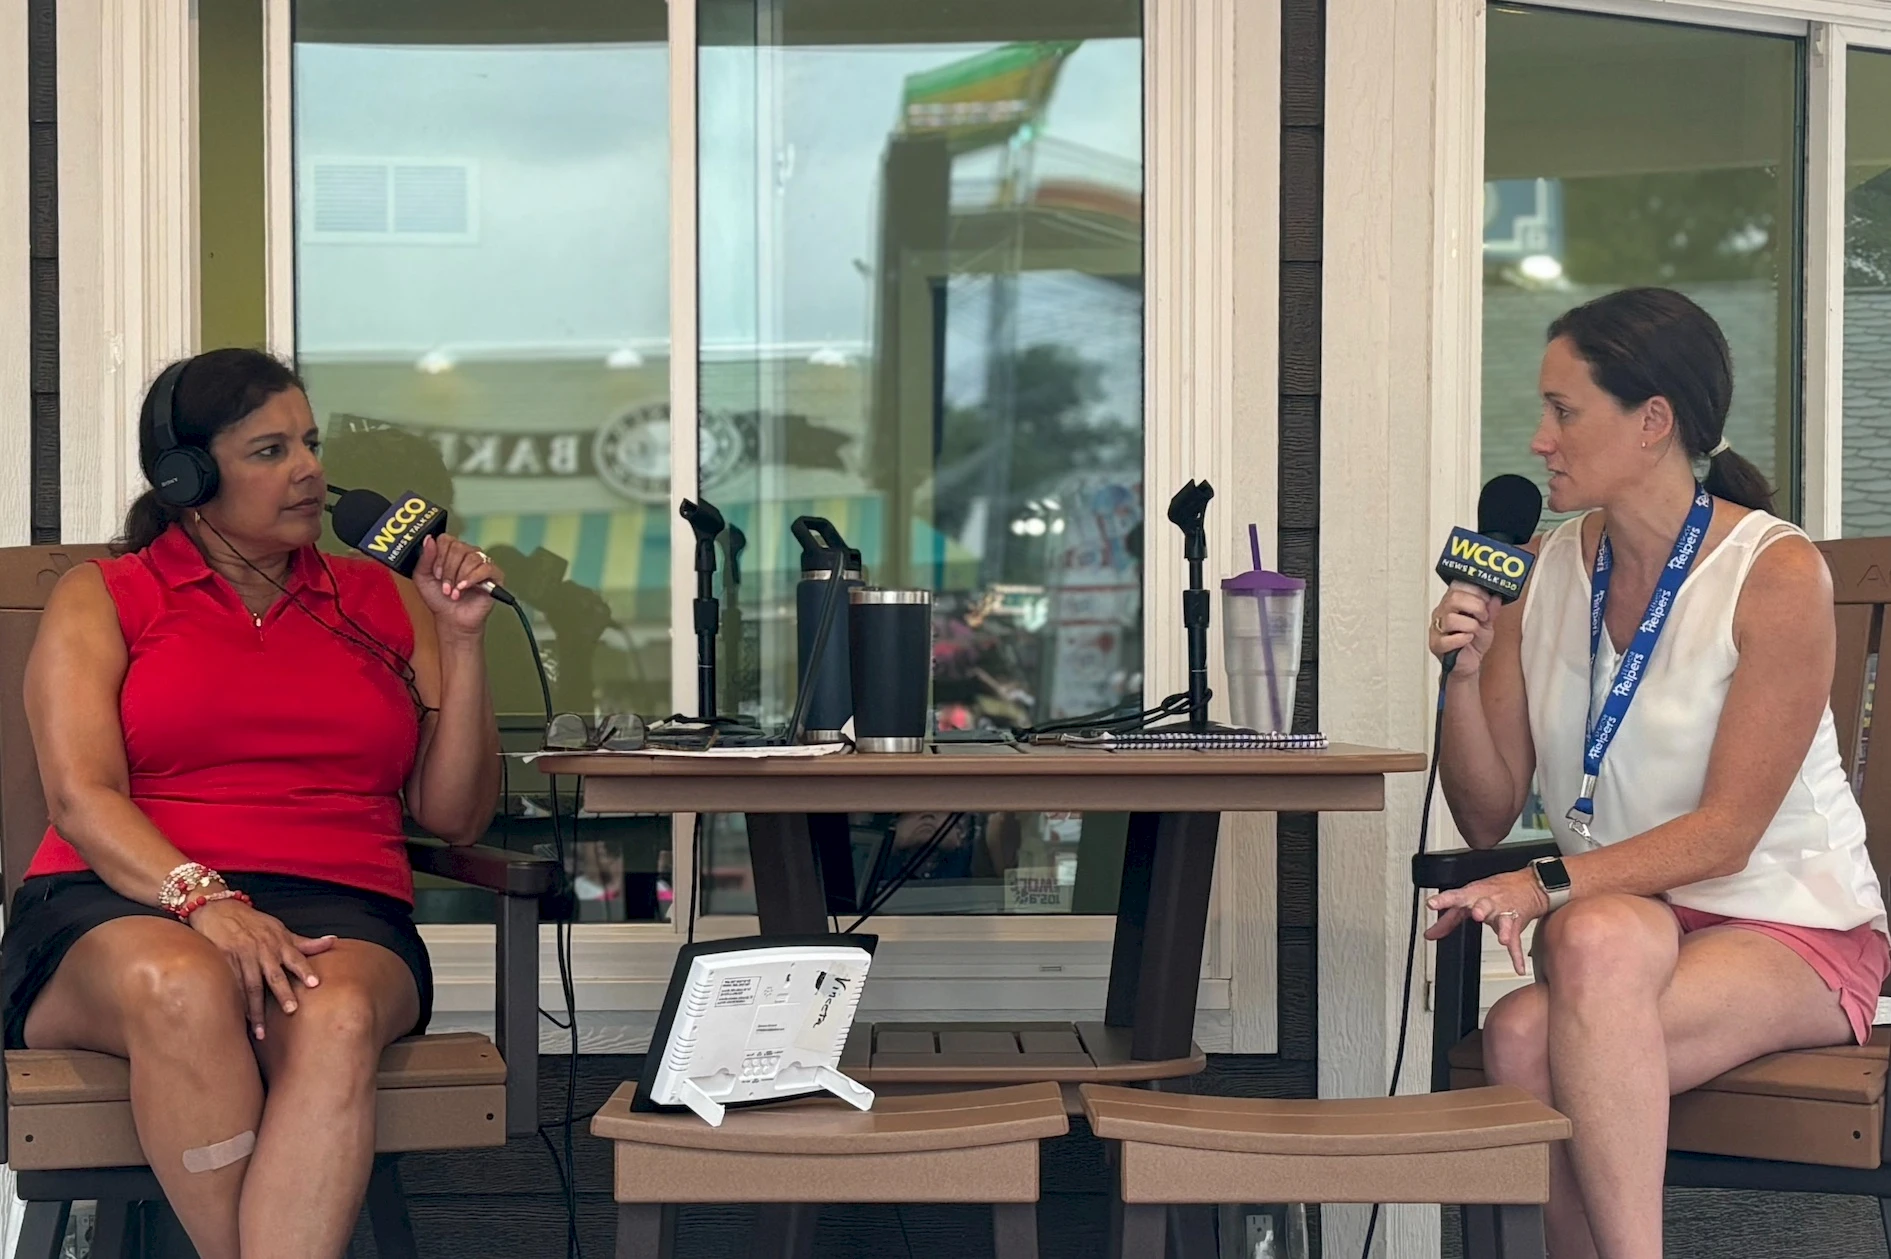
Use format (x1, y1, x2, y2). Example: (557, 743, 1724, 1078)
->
(1166, 479, 1213, 564)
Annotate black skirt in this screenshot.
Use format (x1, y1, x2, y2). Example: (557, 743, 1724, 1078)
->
(0, 871, 433, 1049)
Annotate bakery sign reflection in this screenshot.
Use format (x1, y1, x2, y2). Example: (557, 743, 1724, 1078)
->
(341, 405, 849, 503)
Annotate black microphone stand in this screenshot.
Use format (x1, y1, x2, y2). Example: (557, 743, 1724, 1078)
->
(719, 523, 746, 718)
(678, 498, 725, 722)
(1140, 479, 1248, 737)
(1172, 480, 1214, 732)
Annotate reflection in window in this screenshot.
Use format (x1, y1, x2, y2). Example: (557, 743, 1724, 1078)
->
(1482, 7, 1804, 522)
(1842, 48, 1891, 537)
(292, 1, 674, 923)
(697, 6, 1143, 916)
(1482, 7, 1803, 845)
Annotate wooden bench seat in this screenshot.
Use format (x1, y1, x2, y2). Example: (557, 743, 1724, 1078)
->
(1080, 1083, 1569, 1259)
(1448, 1028, 1890, 1170)
(7, 1031, 507, 1171)
(839, 1020, 1206, 1085)
(590, 1081, 1069, 1258)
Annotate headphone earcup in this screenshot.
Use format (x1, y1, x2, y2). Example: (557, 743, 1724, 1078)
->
(153, 445, 219, 509)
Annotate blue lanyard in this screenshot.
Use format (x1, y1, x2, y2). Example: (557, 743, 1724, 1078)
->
(1566, 485, 1715, 843)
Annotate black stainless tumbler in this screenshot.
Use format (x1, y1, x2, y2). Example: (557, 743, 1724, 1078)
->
(848, 588, 932, 753)
(793, 517, 863, 743)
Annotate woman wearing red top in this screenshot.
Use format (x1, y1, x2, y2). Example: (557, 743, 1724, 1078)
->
(0, 350, 504, 1259)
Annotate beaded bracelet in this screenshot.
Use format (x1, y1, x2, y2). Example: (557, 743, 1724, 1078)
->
(176, 889, 252, 921)
(158, 862, 221, 915)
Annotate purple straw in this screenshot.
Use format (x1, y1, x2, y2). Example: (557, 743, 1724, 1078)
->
(1250, 525, 1284, 730)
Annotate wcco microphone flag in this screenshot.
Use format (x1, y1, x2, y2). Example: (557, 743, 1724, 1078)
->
(1435, 528, 1535, 603)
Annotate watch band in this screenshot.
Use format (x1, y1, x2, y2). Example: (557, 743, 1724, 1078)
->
(1530, 856, 1572, 912)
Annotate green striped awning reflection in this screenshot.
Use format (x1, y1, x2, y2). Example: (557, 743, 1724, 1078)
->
(458, 496, 920, 595)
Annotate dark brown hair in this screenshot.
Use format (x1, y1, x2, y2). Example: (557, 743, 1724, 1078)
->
(1547, 287, 1774, 514)
(120, 349, 305, 554)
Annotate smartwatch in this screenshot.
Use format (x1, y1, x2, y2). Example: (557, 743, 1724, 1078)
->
(1530, 855, 1571, 912)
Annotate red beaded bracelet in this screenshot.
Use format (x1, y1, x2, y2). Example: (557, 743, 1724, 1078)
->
(175, 889, 251, 921)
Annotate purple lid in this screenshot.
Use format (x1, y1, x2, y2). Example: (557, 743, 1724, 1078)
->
(1223, 569, 1305, 593)
(1222, 523, 1306, 594)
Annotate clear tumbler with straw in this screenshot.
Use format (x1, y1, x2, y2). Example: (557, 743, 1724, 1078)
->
(1221, 525, 1307, 733)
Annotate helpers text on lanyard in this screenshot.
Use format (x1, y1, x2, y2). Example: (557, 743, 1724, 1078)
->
(1566, 485, 1715, 845)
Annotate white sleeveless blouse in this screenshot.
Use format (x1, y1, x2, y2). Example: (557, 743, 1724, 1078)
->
(1521, 510, 1887, 934)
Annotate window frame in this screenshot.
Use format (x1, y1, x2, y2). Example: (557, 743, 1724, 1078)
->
(244, 0, 1281, 1048)
(1450, 0, 1891, 1005)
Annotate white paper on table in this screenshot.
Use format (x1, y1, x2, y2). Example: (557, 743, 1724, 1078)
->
(518, 742, 851, 763)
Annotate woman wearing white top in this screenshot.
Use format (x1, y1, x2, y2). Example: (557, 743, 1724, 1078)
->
(1427, 287, 1889, 1259)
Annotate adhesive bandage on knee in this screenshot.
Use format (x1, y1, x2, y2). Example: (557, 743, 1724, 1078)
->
(181, 1129, 255, 1173)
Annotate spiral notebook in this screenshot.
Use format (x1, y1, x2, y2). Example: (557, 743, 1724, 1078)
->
(1038, 729, 1329, 751)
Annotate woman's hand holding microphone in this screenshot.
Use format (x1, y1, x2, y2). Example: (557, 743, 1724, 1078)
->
(1428, 584, 1503, 677)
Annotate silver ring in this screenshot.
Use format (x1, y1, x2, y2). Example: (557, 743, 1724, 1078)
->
(475, 550, 490, 565)
(1494, 910, 1520, 921)
(1432, 615, 1445, 634)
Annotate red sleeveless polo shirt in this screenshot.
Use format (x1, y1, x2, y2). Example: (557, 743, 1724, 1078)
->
(24, 525, 422, 903)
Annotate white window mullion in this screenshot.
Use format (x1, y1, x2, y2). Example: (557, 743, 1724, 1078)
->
(666, 0, 702, 934)
(1518, 0, 1873, 38)
(1804, 22, 1848, 539)
(0, 0, 31, 548)
(59, 0, 198, 545)
(262, 0, 294, 361)
(1144, 0, 1273, 1044)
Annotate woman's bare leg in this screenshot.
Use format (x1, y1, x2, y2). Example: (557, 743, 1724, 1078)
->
(1537, 895, 1854, 1259)
(22, 917, 259, 1259)
(1482, 984, 1598, 1259)
(240, 940, 418, 1259)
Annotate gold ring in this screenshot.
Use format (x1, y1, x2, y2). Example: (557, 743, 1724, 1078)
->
(475, 550, 490, 565)
(1432, 615, 1444, 634)
(1494, 910, 1520, 920)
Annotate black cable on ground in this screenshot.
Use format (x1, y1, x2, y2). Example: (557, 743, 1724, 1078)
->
(1359, 671, 1451, 1259)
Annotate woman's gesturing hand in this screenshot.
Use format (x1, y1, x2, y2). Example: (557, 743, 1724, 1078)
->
(1424, 869, 1551, 976)
(188, 899, 335, 1039)
(1428, 585, 1502, 676)
(415, 533, 507, 638)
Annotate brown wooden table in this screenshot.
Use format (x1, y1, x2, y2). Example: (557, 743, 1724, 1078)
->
(540, 743, 1424, 1083)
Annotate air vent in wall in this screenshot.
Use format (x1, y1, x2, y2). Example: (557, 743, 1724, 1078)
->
(304, 160, 477, 243)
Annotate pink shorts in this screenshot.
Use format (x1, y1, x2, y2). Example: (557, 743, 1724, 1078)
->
(1671, 905, 1890, 1045)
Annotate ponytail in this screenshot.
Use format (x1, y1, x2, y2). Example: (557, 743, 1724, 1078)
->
(1703, 447, 1775, 515)
(116, 489, 183, 556)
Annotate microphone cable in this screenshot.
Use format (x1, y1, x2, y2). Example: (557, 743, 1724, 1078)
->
(541, 771, 582, 1259)
(194, 515, 435, 717)
(1358, 665, 1451, 1259)
(844, 811, 968, 932)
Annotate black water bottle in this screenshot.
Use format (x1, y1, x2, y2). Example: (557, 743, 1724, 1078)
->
(793, 516, 863, 743)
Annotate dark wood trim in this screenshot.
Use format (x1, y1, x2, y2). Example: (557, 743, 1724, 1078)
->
(27, 0, 57, 543)
(1276, 0, 1323, 1090)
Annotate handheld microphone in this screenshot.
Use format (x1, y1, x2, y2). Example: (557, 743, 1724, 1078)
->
(329, 488, 518, 607)
(1436, 474, 1543, 672)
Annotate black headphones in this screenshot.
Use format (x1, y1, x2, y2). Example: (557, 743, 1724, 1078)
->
(148, 356, 220, 510)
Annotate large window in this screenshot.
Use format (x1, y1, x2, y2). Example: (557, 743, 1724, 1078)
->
(1842, 47, 1891, 537)
(286, 0, 1145, 923)
(695, 3, 1145, 915)
(1480, 6, 1803, 839)
(291, 1, 675, 922)
(1482, 7, 1804, 523)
